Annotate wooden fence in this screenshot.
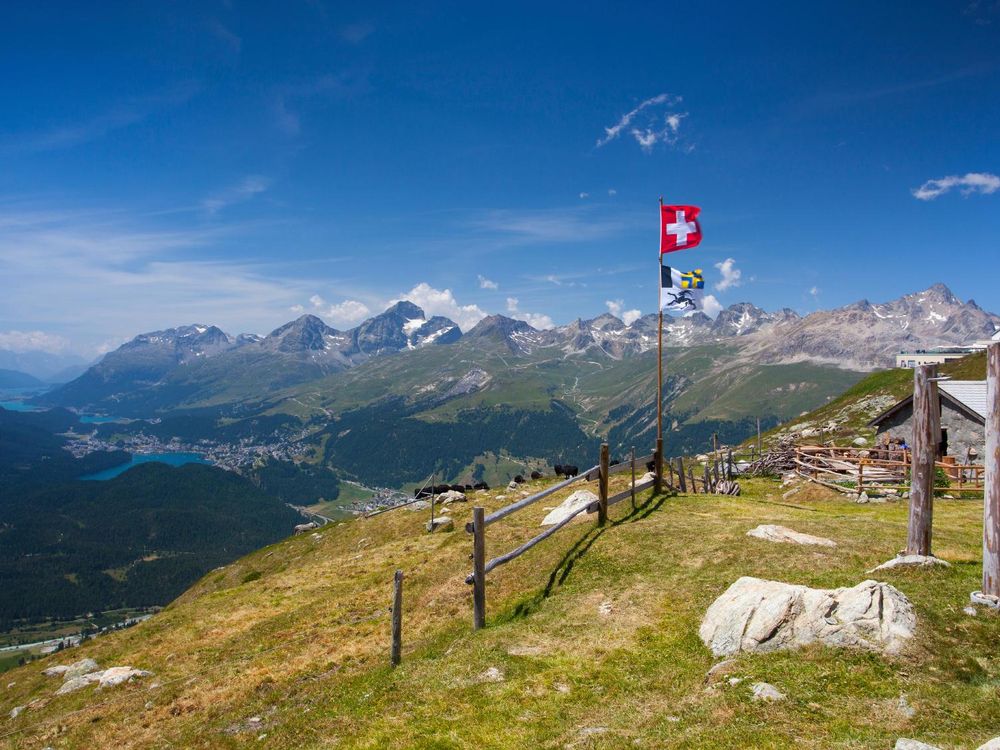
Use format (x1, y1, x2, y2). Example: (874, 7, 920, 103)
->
(464, 445, 659, 629)
(794, 445, 985, 496)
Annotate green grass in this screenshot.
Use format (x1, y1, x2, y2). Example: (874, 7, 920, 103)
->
(3, 475, 999, 749)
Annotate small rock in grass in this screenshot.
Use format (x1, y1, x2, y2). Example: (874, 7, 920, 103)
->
(426, 516, 454, 533)
(894, 740, 941, 750)
(869, 554, 950, 573)
(727, 677, 742, 686)
(897, 694, 916, 719)
(9, 706, 24, 719)
(751, 682, 785, 702)
(704, 659, 737, 685)
(478, 666, 504, 683)
(598, 601, 614, 616)
(747, 524, 836, 547)
(964, 605, 978, 617)
(63, 658, 100, 680)
(579, 727, 608, 737)
(97, 667, 153, 688)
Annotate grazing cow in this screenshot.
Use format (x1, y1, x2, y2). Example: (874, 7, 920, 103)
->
(449, 484, 465, 493)
(414, 487, 432, 498)
(554, 464, 565, 476)
(433, 484, 451, 495)
(561, 465, 578, 477)
(464, 484, 473, 491)
(513, 474, 525, 484)
(473, 482, 489, 491)
(530, 470, 542, 480)
(645, 460, 656, 473)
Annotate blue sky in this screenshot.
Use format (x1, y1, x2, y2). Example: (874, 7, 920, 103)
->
(1, 1, 999, 356)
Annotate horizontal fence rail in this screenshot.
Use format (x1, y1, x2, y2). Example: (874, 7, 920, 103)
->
(464, 466, 599, 532)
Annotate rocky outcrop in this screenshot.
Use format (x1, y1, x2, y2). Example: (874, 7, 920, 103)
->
(699, 577, 916, 657)
(869, 554, 950, 572)
(746, 524, 836, 547)
(750, 682, 785, 702)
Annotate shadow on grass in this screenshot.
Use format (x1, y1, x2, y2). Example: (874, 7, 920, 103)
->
(498, 490, 672, 624)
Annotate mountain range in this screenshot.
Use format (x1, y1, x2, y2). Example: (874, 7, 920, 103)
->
(36, 284, 999, 488)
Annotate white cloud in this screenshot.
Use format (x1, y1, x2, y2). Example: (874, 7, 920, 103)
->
(713, 258, 742, 291)
(472, 208, 626, 244)
(477, 274, 499, 290)
(0, 330, 70, 353)
(397, 283, 488, 331)
(579, 192, 589, 199)
(309, 294, 325, 308)
(700, 294, 723, 318)
(504, 296, 555, 330)
(202, 175, 270, 215)
(606, 299, 642, 325)
(912, 172, 1000, 200)
(607, 188, 617, 196)
(289, 304, 305, 314)
(324, 299, 371, 327)
(809, 286, 820, 298)
(597, 94, 688, 152)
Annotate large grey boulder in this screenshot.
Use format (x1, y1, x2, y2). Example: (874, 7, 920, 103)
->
(61, 658, 100, 681)
(540, 490, 598, 526)
(978, 739, 1000, 750)
(437, 490, 466, 504)
(700, 577, 916, 658)
(869, 554, 950, 573)
(747, 524, 836, 547)
(96, 667, 153, 688)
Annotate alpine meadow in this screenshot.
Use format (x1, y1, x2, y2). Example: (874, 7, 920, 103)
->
(2, 4, 1000, 749)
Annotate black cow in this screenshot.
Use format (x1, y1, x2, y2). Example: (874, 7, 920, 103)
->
(561, 465, 578, 477)
(433, 484, 451, 494)
(449, 484, 465, 493)
(415, 487, 433, 498)
(645, 460, 656, 473)
(530, 470, 542, 480)
(513, 474, 525, 484)
(473, 482, 490, 491)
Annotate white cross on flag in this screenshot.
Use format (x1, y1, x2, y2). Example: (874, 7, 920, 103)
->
(660, 204, 702, 254)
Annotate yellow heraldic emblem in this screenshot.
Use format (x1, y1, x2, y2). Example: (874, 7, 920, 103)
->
(679, 269, 704, 289)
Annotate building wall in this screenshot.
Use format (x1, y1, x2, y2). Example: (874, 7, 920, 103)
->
(895, 353, 968, 368)
(874, 400, 985, 461)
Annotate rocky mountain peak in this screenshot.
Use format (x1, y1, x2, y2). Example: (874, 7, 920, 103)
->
(266, 315, 338, 353)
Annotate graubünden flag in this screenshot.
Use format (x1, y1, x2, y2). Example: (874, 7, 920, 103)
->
(660, 205, 702, 254)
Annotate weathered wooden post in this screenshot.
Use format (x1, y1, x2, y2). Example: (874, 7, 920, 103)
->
(857, 460, 864, 498)
(712, 457, 720, 487)
(676, 457, 686, 492)
(688, 466, 696, 494)
(727, 448, 734, 480)
(390, 570, 403, 667)
(976, 343, 1000, 606)
(756, 417, 762, 458)
(598, 443, 610, 525)
(654, 437, 663, 494)
(630, 446, 637, 511)
(472, 507, 486, 629)
(703, 464, 712, 493)
(712, 432, 719, 454)
(906, 364, 940, 556)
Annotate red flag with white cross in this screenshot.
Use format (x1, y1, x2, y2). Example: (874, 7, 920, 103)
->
(659, 204, 702, 254)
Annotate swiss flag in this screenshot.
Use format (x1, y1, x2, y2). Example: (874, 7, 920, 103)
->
(660, 204, 702, 254)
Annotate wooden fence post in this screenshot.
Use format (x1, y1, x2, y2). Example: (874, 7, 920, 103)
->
(703, 464, 712, 493)
(654, 437, 663, 494)
(981, 343, 1000, 599)
(390, 570, 403, 667)
(688, 466, 696, 494)
(676, 457, 686, 493)
(712, 457, 720, 487)
(598, 443, 609, 525)
(906, 364, 940, 556)
(756, 417, 762, 458)
(630, 446, 637, 511)
(472, 507, 486, 629)
(857, 460, 864, 497)
(727, 448, 734, 480)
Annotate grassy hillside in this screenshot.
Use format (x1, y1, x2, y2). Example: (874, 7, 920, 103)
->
(760, 351, 987, 447)
(3, 474, 999, 748)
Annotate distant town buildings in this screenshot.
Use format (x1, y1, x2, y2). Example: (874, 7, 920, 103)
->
(895, 330, 1000, 368)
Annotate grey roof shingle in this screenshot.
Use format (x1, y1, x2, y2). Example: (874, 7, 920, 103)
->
(939, 380, 987, 420)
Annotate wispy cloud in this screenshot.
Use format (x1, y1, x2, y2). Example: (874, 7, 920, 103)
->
(472, 208, 626, 244)
(714, 258, 742, 291)
(912, 172, 1000, 200)
(477, 275, 499, 290)
(0, 83, 200, 156)
(207, 20, 241, 53)
(0, 330, 70, 354)
(271, 72, 367, 136)
(340, 21, 375, 44)
(396, 283, 488, 330)
(596, 93, 688, 152)
(307, 294, 371, 327)
(202, 175, 271, 215)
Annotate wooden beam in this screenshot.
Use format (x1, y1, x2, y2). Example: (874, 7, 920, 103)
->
(598, 443, 609, 526)
(983, 343, 1000, 597)
(390, 570, 403, 667)
(654, 438, 663, 494)
(472, 507, 486, 629)
(906, 364, 939, 556)
(676, 457, 686, 493)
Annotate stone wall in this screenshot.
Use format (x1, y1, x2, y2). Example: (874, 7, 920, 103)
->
(874, 399, 984, 462)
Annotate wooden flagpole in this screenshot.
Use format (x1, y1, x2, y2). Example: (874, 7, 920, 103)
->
(655, 197, 664, 493)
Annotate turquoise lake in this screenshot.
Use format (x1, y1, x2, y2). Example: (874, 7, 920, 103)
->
(80, 452, 212, 480)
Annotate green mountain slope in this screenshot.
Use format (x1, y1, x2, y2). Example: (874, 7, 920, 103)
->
(3, 475, 998, 748)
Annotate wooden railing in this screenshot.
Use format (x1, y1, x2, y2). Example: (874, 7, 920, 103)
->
(794, 445, 985, 495)
(464, 444, 663, 629)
